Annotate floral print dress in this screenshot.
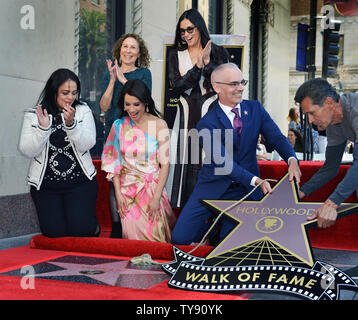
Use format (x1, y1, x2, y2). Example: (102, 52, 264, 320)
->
(101, 116, 176, 242)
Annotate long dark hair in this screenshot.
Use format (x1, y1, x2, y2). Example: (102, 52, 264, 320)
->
(37, 68, 81, 116)
(289, 129, 304, 152)
(118, 79, 161, 118)
(172, 9, 229, 92)
(174, 9, 211, 49)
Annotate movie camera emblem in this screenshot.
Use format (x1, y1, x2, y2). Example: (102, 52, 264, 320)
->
(256, 216, 283, 233)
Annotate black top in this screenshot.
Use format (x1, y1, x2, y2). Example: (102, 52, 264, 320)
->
(168, 43, 230, 95)
(42, 116, 88, 189)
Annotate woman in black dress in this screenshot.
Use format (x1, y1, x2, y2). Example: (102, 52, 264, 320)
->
(167, 9, 229, 208)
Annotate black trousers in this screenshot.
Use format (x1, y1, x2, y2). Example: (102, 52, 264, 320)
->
(30, 179, 99, 238)
(109, 181, 123, 238)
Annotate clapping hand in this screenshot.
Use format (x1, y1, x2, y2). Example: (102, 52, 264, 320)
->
(202, 40, 212, 66)
(106, 59, 116, 82)
(62, 103, 76, 127)
(114, 59, 127, 85)
(196, 40, 212, 68)
(36, 105, 50, 128)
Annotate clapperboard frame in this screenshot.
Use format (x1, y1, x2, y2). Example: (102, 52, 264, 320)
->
(163, 249, 358, 300)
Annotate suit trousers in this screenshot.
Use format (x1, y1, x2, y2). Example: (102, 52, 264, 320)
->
(30, 179, 98, 238)
(172, 185, 251, 245)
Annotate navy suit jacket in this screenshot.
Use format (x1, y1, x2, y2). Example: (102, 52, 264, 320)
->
(194, 99, 297, 201)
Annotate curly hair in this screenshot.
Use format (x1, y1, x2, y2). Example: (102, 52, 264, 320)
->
(112, 33, 151, 68)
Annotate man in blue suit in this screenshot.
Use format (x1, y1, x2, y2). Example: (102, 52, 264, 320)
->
(172, 63, 301, 245)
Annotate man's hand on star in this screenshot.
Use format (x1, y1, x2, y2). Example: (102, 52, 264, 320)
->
(203, 174, 358, 266)
(307, 199, 338, 228)
(288, 158, 301, 184)
(255, 177, 273, 195)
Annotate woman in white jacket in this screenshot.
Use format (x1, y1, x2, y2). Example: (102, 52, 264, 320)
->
(19, 69, 100, 238)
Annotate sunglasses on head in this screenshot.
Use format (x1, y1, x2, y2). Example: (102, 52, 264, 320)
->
(180, 26, 196, 35)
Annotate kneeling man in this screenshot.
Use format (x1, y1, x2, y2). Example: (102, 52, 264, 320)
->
(172, 63, 301, 245)
(295, 78, 358, 229)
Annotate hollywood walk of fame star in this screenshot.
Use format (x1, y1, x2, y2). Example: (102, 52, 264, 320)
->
(201, 174, 358, 267)
(34, 256, 168, 288)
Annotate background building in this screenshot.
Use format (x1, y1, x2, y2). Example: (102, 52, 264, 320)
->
(0, 0, 356, 240)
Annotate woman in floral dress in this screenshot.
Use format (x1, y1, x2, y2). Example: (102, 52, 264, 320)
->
(101, 79, 176, 242)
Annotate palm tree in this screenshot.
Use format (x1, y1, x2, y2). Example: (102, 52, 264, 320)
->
(79, 8, 107, 112)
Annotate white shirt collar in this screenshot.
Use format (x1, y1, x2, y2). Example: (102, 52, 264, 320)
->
(218, 101, 241, 117)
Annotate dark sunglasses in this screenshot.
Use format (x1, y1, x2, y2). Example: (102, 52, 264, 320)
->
(180, 26, 196, 35)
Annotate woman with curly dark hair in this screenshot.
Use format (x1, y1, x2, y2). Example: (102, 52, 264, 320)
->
(100, 33, 152, 238)
(100, 33, 152, 138)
